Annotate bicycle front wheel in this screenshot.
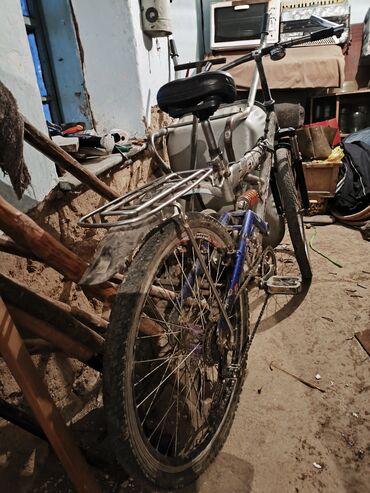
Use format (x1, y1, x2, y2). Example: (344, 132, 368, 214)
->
(104, 213, 249, 489)
(275, 147, 312, 280)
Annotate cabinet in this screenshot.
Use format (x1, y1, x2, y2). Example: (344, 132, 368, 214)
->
(310, 89, 370, 139)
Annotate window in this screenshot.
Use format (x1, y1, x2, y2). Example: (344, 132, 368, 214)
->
(21, 0, 61, 123)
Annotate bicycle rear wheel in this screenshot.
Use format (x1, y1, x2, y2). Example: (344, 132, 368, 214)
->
(274, 147, 312, 280)
(104, 213, 249, 489)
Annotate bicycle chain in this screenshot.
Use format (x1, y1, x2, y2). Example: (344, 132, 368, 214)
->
(239, 246, 274, 358)
(243, 292, 270, 357)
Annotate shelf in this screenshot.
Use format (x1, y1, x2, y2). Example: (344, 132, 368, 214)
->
(314, 88, 370, 99)
(310, 89, 370, 135)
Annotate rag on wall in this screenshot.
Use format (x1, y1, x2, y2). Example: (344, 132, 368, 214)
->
(0, 80, 31, 199)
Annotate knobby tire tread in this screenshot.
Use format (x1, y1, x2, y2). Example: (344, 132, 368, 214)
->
(275, 148, 312, 280)
(104, 213, 249, 489)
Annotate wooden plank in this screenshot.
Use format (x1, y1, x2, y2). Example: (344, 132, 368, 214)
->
(0, 298, 101, 493)
(23, 117, 119, 202)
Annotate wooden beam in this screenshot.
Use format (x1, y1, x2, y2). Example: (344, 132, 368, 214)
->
(0, 235, 40, 261)
(0, 273, 108, 335)
(6, 303, 97, 365)
(70, 306, 108, 335)
(23, 117, 119, 202)
(0, 195, 117, 303)
(0, 299, 102, 493)
(0, 397, 47, 441)
(0, 274, 104, 355)
(23, 338, 56, 354)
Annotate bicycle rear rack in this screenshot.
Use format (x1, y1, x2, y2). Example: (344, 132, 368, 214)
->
(79, 168, 213, 229)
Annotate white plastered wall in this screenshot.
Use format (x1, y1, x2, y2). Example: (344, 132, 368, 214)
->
(70, 0, 200, 136)
(0, 0, 59, 212)
(0, 0, 200, 211)
(350, 0, 369, 24)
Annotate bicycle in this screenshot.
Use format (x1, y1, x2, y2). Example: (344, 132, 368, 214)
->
(79, 16, 344, 489)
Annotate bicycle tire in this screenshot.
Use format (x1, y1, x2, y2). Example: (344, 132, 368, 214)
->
(275, 147, 312, 280)
(104, 213, 249, 489)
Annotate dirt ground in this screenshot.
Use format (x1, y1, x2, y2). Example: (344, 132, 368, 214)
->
(0, 220, 369, 492)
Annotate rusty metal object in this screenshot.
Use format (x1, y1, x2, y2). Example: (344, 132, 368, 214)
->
(140, 315, 163, 336)
(0, 298, 101, 493)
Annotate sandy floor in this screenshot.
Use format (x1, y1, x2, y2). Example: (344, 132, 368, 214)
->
(0, 223, 369, 493)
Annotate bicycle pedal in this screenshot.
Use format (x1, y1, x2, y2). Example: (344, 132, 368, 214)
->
(265, 276, 302, 295)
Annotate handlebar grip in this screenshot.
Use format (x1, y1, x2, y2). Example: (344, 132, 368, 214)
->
(175, 58, 227, 72)
(310, 26, 344, 42)
(210, 57, 227, 65)
(169, 39, 178, 58)
(175, 60, 206, 71)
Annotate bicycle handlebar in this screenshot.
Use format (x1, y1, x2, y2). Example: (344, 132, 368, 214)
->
(175, 57, 226, 72)
(222, 19, 344, 72)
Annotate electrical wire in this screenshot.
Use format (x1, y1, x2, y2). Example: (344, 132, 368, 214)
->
(309, 226, 343, 268)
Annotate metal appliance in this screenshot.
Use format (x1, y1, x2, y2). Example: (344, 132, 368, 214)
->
(280, 0, 350, 46)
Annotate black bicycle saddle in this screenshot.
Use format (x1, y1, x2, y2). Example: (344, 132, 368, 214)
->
(157, 71, 236, 119)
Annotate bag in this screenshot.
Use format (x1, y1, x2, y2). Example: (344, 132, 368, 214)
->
(304, 119, 341, 146)
(297, 126, 334, 160)
(333, 141, 370, 214)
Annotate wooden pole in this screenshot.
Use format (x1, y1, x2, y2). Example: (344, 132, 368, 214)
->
(70, 306, 108, 334)
(0, 298, 101, 493)
(0, 195, 117, 303)
(23, 338, 56, 354)
(0, 235, 40, 261)
(23, 118, 119, 202)
(0, 274, 104, 354)
(0, 397, 47, 441)
(6, 303, 99, 366)
(0, 273, 107, 334)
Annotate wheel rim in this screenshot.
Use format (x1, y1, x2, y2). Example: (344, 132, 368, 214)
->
(128, 229, 244, 470)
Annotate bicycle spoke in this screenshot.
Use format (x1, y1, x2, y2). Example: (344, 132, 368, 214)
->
(137, 344, 200, 409)
(146, 296, 181, 344)
(134, 346, 179, 387)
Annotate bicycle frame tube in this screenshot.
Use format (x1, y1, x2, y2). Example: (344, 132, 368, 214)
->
(229, 210, 268, 292)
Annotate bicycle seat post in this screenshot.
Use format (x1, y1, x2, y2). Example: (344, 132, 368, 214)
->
(200, 119, 220, 160)
(201, 116, 229, 181)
